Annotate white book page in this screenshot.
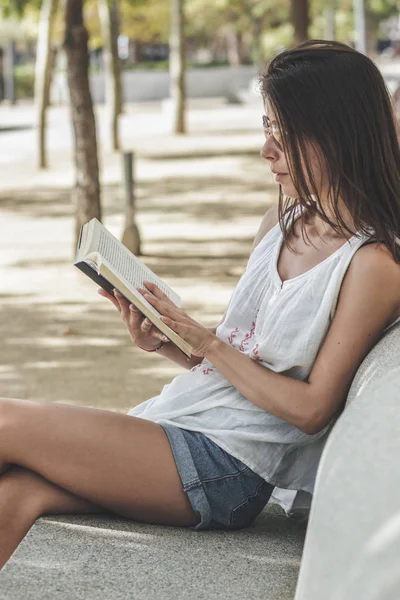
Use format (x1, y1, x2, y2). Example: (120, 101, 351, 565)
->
(95, 225, 180, 306)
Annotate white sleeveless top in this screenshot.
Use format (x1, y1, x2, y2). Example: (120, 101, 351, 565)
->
(128, 206, 400, 493)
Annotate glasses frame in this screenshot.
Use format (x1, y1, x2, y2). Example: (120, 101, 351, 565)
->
(262, 115, 284, 149)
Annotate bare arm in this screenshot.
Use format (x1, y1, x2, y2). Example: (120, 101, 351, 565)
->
(194, 245, 400, 434)
(156, 334, 209, 370)
(149, 234, 400, 434)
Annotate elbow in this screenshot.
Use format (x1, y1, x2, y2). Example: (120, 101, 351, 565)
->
(301, 420, 323, 436)
(301, 410, 333, 435)
(297, 387, 334, 435)
(298, 409, 326, 436)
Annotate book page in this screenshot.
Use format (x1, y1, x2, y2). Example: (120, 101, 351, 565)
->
(95, 226, 180, 306)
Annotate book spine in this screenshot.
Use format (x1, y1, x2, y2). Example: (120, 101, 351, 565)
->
(75, 262, 115, 295)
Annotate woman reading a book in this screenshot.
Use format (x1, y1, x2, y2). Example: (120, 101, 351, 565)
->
(1, 40, 400, 567)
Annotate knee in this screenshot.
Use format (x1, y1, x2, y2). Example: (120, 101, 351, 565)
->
(0, 397, 35, 441)
(1, 466, 49, 518)
(0, 398, 18, 459)
(0, 397, 18, 427)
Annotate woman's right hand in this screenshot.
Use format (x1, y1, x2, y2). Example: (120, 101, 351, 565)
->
(97, 288, 169, 351)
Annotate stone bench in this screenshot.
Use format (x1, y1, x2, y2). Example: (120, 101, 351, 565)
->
(1, 321, 399, 600)
(295, 319, 400, 600)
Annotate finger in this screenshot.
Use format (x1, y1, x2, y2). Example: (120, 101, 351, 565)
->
(160, 316, 181, 333)
(114, 289, 130, 305)
(143, 281, 173, 303)
(144, 293, 180, 318)
(140, 318, 153, 332)
(98, 288, 121, 311)
(143, 281, 176, 306)
(114, 290, 131, 321)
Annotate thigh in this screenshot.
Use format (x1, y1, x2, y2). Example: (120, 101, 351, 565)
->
(0, 399, 199, 527)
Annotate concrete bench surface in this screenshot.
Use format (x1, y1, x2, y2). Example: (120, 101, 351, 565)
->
(1, 323, 399, 599)
(295, 321, 400, 600)
(0, 502, 306, 600)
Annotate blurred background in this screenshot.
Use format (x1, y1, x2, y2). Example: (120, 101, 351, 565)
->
(0, 0, 399, 412)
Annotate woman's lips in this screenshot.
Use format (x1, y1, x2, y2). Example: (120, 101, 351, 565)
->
(274, 172, 288, 182)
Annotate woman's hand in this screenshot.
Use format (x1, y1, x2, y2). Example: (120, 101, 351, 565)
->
(142, 281, 218, 357)
(97, 287, 169, 351)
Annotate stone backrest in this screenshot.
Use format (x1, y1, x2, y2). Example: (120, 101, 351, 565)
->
(273, 320, 400, 519)
(294, 321, 400, 600)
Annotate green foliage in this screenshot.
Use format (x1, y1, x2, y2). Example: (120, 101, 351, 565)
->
(1, 0, 399, 66)
(0, 0, 40, 17)
(14, 63, 35, 97)
(118, 58, 230, 70)
(369, 0, 399, 18)
(119, 0, 169, 42)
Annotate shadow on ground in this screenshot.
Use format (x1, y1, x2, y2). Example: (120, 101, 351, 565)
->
(0, 146, 277, 411)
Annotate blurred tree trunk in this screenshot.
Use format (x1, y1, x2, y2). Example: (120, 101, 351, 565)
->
(170, 0, 186, 134)
(98, 0, 122, 150)
(35, 0, 59, 169)
(64, 0, 102, 248)
(291, 0, 309, 46)
(252, 18, 264, 69)
(226, 27, 246, 65)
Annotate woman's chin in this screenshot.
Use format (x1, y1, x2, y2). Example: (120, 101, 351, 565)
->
(280, 182, 297, 196)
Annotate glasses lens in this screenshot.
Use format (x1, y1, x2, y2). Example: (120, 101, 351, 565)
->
(272, 125, 282, 146)
(262, 116, 282, 147)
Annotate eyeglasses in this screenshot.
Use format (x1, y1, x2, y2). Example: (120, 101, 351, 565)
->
(262, 115, 284, 149)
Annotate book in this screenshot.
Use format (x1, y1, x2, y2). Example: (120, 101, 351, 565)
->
(74, 218, 192, 359)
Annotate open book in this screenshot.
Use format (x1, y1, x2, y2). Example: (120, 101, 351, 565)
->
(74, 218, 192, 359)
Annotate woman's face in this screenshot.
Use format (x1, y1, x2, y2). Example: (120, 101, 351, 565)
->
(261, 97, 327, 200)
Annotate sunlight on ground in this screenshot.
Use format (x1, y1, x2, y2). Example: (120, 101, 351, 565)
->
(0, 100, 278, 409)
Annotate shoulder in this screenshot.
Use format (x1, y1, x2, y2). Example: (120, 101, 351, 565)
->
(349, 241, 400, 289)
(251, 204, 280, 253)
(307, 241, 400, 433)
(339, 240, 400, 327)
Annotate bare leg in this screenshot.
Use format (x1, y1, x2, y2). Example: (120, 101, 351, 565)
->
(0, 398, 199, 525)
(0, 465, 107, 570)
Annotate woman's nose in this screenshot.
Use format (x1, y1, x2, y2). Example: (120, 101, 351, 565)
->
(260, 136, 278, 161)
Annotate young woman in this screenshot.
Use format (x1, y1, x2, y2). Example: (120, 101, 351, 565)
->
(1, 40, 400, 568)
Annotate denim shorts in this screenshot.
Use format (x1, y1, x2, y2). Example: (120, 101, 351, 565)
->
(159, 422, 274, 532)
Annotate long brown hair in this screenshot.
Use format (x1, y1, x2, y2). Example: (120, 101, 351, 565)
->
(259, 39, 400, 262)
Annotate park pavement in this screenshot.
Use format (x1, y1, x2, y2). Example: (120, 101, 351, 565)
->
(0, 98, 308, 600)
(0, 96, 277, 412)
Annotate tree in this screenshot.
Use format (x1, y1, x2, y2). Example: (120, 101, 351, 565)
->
(291, 0, 309, 46)
(185, 0, 288, 67)
(98, 0, 122, 151)
(64, 0, 102, 246)
(169, 0, 186, 134)
(35, 0, 58, 169)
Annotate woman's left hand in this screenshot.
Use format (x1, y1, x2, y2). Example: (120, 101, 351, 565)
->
(141, 281, 218, 357)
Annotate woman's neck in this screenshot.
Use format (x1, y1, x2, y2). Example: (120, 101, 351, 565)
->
(304, 199, 356, 241)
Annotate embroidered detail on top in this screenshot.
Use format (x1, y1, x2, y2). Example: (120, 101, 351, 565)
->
(239, 320, 256, 352)
(252, 343, 262, 361)
(228, 327, 240, 346)
(202, 368, 215, 375)
(190, 364, 202, 372)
